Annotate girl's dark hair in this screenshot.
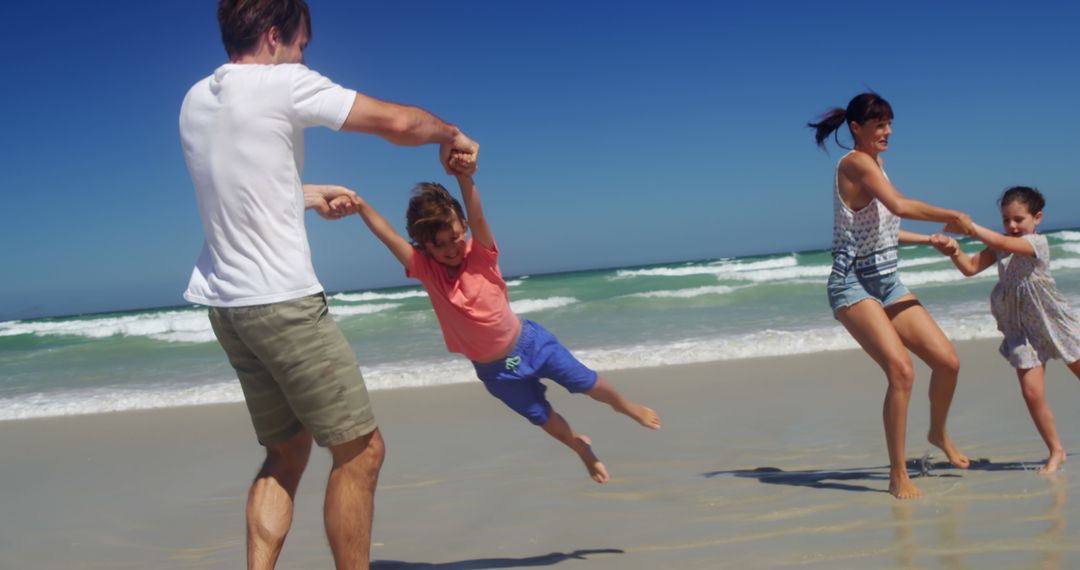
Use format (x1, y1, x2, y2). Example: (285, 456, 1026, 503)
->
(998, 186, 1045, 215)
(808, 92, 895, 150)
(217, 0, 311, 59)
(406, 183, 467, 247)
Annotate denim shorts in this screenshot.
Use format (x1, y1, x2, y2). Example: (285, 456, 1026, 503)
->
(472, 320, 598, 426)
(826, 269, 911, 314)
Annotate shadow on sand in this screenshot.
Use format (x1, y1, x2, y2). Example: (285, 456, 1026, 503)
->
(372, 548, 625, 569)
(702, 457, 1042, 493)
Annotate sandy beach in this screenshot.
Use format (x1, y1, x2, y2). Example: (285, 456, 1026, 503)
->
(3, 338, 1080, 569)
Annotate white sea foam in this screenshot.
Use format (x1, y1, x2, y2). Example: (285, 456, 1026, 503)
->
(901, 269, 993, 286)
(0, 309, 1008, 421)
(505, 279, 525, 287)
(0, 309, 215, 343)
(332, 290, 427, 302)
(0, 358, 477, 421)
(614, 255, 798, 279)
(627, 285, 739, 299)
(898, 256, 951, 269)
(510, 296, 578, 314)
(329, 303, 401, 317)
(0, 301, 407, 343)
(1052, 259, 1080, 271)
(1051, 230, 1080, 242)
(1061, 244, 1080, 255)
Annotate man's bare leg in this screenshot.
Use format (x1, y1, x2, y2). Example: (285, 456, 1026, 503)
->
(325, 428, 385, 570)
(248, 429, 313, 570)
(585, 376, 661, 429)
(541, 411, 609, 483)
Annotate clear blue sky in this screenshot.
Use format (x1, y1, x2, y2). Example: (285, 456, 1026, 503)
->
(2, 1, 1077, 320)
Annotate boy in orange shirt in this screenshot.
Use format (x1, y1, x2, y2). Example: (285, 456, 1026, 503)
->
(346, 156, 660, 483)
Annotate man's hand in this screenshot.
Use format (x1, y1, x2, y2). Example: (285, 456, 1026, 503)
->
(304, 184, 362, 220)
(449, 150, 477, 176)
(440, 130, 479, 175)
(930, 233, 959, 257)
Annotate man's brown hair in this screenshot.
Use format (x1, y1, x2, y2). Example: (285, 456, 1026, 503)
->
(217, 0, 311, 59)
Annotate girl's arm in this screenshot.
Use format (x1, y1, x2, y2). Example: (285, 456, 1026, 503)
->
(971, 223, 1037, 257)
(352, 197, 415, 268)
(843, 152, 975, 235)
(899, 230, 931, 245)
(930, 234, 996, 276)
(454, 170, 495, 249)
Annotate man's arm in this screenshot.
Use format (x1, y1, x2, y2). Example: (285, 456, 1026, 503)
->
(340, 93, 479, 174)
(304, 184, 360, 219)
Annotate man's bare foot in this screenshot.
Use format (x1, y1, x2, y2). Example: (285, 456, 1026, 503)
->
(889, 471, 923, 500)
(627, 404, 661, 430)
(1040, 449, 1067, 475)
(574, 435, 609, 483)
(928, 431, 970, 469)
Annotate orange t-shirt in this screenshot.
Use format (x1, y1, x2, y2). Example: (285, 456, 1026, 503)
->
(407, 239, 521, 362)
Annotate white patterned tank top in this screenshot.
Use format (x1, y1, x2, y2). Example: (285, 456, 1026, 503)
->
(831, 153, 900, 278)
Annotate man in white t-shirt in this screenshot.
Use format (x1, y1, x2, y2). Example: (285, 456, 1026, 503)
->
(179, 2, 478, 568)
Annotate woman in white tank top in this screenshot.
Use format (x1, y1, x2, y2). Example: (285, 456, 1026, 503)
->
(809, 93, 977, 499)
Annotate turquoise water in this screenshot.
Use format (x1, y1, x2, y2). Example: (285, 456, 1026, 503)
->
(2, 229, 1080, 421)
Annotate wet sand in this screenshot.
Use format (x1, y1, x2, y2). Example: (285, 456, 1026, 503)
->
(3, 338, 1080, 569)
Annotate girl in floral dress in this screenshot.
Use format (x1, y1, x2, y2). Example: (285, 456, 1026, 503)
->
(932, 186, 1080, 473)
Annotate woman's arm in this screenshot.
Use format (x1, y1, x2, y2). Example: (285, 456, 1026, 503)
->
(899, 230, 931, 245)
(843, 152, 975, 236)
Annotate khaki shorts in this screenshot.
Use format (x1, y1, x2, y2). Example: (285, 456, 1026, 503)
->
(208, 293, 376, 447)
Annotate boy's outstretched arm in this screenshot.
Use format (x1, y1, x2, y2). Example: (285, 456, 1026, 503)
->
(349, 196, 415, 268)
(971, 223, 1037, 257)
(930, 233, 994, 276)
(453, 162, 495, 249)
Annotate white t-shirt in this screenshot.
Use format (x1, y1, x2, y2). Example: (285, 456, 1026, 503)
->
(179, 63, 356, 307)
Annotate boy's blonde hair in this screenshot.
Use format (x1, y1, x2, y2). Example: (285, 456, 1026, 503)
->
(406, 183, 466, 247)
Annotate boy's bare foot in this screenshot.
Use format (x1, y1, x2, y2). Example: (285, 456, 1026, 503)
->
(1040, 449, 1067, 475)
(628, 404, 661, 430)
(889, 470, 923, 500)
(574, 435, 609, 483)
(928, 431, 970, 469)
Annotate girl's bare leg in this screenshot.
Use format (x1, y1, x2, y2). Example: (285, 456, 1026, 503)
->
(836, 299, 921, 499)
(887, 296, 970, 469)
(1020, 365, 1067, 474)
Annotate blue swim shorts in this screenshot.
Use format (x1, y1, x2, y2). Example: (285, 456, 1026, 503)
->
(472, 319, 598, 426)
(827, 269, 911, 314)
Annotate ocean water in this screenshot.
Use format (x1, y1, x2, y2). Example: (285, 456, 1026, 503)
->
(3, 229, 1080, 422)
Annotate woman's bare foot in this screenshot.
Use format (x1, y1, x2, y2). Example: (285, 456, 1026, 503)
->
(574, 435, 609, 483)
(627, 404, 661, 430)
(928, 431, 970, 469)
(1040, 449, 1067, 475)
(889, 470, 923, 500)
